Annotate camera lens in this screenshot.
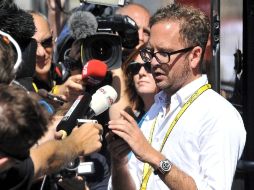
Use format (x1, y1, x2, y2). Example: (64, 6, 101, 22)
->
(90, 39, 112, 61)
(81, 33, 122, 70)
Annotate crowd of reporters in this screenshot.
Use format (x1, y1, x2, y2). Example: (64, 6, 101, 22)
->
(0, 0, 246, 190)
(0, 0, 150, 189)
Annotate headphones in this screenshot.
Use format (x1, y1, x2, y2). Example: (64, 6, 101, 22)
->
(0, 30, 22, 73)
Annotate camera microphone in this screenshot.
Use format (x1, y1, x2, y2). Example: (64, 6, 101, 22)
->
(68, 10, 98, 40)
(56, 85, 117, 137)
(38, 89, 66, 106)
(82, 59, 108, 86)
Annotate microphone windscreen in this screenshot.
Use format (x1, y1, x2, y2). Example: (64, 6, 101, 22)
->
(82, 59, 108, 85)
(68, 11, 98, 40)
(90, 85, 118, 116)
(0, 1, 35, 47)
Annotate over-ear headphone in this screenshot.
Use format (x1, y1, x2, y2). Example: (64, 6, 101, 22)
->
(0, 30, 22, 73)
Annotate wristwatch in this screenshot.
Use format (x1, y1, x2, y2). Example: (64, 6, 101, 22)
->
(154, 158, 172, 175)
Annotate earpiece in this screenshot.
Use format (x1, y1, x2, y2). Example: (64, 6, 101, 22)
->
(0, 30, 22, 73)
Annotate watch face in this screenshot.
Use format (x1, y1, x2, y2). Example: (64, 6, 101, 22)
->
(160, 159, 172, 172)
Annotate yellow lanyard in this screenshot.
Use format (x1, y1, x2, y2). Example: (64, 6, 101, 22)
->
(139, 84, 211, 190)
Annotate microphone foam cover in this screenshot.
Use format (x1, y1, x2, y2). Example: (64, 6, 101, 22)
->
(68, 11, 98, 40)
(82, 59, 108, 85)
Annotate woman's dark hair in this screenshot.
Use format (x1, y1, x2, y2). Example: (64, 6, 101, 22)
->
(121, 44, 147, 112)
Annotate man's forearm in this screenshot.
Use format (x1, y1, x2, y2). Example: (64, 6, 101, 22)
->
(158, 164, 197, 190)
(148, 151, 197, 190)
(31, 138, 79, 179)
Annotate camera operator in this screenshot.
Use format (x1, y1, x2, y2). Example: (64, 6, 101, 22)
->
(115, 3, 151, 49)
(29, 11, 85, 102)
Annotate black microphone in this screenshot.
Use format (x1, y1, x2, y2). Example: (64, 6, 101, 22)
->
(38, 89, 66, 106)
(68, 10, 98, 40)
(56, 92, 92, 138)
(56, 85, 118, 137)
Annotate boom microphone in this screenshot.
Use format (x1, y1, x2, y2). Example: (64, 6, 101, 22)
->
(56, 85, 117, 137)
(68, 10, 98, 40)
(82, 59, 108, 85)
(0, 0, 35, 47)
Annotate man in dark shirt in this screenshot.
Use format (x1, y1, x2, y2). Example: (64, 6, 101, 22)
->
(0, 84, 48, 189)
(0, 83, 103, 190)
(0, 158, 34, 190)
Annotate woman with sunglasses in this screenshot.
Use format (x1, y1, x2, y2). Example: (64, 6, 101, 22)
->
(110, 44, 158, 124)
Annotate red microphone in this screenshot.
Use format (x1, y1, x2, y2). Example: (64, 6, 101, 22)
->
(82, 59, 108, 85)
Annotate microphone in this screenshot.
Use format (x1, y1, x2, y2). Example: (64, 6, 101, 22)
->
(56, 92, 92, 138)
(0, 1, 35, 47)
(38, 89, 66, 106)
(68, 10, 98, 40)
(86, 85, 118, 119)
(82, 59, 108, 85)
(56, 85, 117, 137)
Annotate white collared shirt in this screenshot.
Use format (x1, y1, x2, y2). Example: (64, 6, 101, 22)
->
(128, 75, 246, 190)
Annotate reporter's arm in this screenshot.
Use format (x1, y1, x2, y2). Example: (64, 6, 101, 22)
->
(31, 123, 103, 179)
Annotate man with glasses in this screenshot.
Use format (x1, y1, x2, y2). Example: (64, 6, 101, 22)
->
(29, 11, 84, 101)
(29, 11, 55, 92)
(107, 3, 246, 190)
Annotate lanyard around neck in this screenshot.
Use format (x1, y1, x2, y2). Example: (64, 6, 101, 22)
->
(140, 83, 211, 190)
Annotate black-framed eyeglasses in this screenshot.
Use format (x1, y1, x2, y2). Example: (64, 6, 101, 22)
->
(37, 36, 53, 49)
(140, 46, 195, 64)
(126, 61, 152, 75)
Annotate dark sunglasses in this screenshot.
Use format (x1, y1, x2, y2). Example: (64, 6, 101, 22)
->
(126, 61, 152, 75)
(38, 36, 53, 49)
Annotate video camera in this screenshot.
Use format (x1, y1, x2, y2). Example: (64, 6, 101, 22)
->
(53, 0, 138, 84)
(81, 14, 139, 70)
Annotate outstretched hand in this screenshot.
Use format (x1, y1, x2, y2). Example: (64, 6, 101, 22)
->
(67, 123, 103, 156)
(107, 110, 154, 163)
(54, 74, 84, 101)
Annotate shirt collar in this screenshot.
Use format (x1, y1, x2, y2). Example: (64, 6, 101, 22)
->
(155, 75, 209, 107)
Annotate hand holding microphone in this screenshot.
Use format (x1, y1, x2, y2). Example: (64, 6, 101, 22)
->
(56, 85, 118, 138)
(53, 59, 108, 101)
